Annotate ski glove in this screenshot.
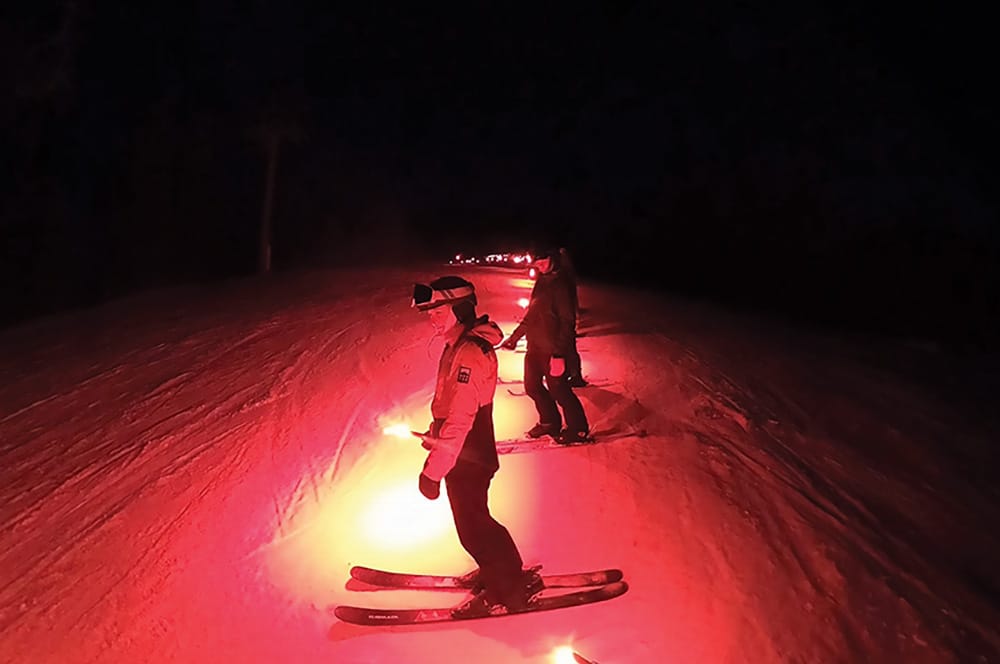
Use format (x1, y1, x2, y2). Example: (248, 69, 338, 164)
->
(412, 418, 445, 450)
(500, 337, 519, 351)
(412, 432, 434, 450)
(419, 473, 441, 500)
(549, 355, 566, 377)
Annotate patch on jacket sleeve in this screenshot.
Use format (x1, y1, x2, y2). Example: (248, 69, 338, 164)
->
(457, 366, 472, 384)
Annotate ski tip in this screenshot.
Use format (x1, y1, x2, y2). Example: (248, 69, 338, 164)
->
(333, 605, 362, 623)
(605, 580, 629, 598)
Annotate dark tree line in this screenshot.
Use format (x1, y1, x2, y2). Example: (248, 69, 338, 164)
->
(1, 2, 996, 346)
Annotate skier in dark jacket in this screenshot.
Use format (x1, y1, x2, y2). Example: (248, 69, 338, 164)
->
(412, 276, 542, 616)
(501, 249, 591, 443)
(559, 247, 587, 387)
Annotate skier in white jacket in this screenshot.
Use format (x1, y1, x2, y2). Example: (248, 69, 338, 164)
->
(412, 276, 542, 616)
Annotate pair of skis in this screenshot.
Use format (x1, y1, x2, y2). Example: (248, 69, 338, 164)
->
(496, 427, 647, 455)
(334, 565, 627, 625)
(502, 377, 615, 395)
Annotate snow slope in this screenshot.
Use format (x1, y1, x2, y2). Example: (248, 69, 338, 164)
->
(1, 265, 997, 663)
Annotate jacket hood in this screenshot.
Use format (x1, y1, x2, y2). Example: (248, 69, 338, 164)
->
(465, 315, 504, 347)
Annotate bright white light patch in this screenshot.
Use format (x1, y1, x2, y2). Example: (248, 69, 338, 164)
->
(517, 297, 530, 309)
(553, 646, 579, 664)
(382, 423, 413, 439)
(360, 483, 452, 550)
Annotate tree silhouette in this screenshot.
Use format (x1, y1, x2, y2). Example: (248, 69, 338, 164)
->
(251, 109, 303, 274)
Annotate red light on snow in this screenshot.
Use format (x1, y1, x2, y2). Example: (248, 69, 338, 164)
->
(496, 338, 524, 379)
(517, 297, 530, 309)
(510, 277, 535, 290)
(264, 401, 540, 612)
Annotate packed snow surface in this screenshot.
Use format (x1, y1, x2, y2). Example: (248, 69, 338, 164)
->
(1, 265, 997, 663)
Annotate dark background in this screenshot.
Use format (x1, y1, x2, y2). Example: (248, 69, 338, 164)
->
(2, 2, 996, 347)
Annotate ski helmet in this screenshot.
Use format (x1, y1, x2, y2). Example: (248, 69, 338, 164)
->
(412, 276, 478, 323)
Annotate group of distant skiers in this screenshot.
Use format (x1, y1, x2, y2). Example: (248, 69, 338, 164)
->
(410, 246, 589, 616)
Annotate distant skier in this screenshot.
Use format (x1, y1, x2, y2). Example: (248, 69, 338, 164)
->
(411, 276, 542, 616)
(558, 246, 587, 387)
(501, 248, 591, 444)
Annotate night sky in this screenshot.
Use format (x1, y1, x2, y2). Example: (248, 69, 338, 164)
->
(2, 2, 996, 343)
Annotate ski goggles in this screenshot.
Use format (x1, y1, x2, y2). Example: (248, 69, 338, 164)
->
(412, 282, 476, 311)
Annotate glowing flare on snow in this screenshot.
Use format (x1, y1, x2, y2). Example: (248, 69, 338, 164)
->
(517, 297, 530, 309)
(553, 647, 576, 663)
(553, 646, 594, 663)
(382, 422, 414, 439)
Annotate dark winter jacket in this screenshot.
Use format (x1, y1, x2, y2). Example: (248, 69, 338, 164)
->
(423, 315, 503, 480)
(507, 270, 576, 357)
(559, 248, 580, 316)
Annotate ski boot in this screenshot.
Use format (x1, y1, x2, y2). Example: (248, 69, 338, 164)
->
(526, 422, 561, 438)
(556, 429, 592, 445)
(451, 568, 544, 618)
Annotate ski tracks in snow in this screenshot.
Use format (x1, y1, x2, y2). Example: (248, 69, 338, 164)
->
(0, 299, 369, 659)
(651, 324, 1000, 659)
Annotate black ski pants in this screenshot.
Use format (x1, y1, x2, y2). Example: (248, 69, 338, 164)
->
(523, 348, 589, 432)
(445, 462, 524, 604)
